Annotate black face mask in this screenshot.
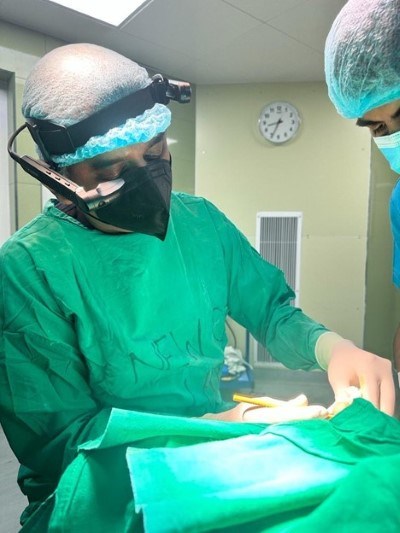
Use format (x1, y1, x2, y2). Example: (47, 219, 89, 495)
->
(81, 159, 172, 240)
(7, 123, 173, 240)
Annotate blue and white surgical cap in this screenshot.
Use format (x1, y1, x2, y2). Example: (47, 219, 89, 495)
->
(22, 43, 171, 166)
(325, 0, 400, 119)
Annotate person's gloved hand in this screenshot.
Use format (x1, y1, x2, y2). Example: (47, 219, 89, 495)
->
(327, 341, 395, 415)
(327, 386, 362, 417)
(202, 394, 328, 423)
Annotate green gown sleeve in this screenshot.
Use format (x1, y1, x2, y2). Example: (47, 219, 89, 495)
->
(204, 201, 330, 369)
(0, 244, 111, 482)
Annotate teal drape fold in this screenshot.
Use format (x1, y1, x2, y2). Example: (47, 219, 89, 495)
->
(20, 400, 400, 532)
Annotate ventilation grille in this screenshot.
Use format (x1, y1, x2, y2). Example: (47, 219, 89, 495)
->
(253, 212, 302, 365)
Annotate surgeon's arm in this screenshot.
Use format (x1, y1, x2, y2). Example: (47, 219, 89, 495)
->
(206, 202, 395, 415)
(205, 202, 328, 370)
(0, 248, 113, 482)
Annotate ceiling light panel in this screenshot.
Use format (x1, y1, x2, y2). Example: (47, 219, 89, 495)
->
(46, 0, 148, 26)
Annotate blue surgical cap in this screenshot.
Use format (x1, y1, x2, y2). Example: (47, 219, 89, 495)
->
(325, 0, 400, 119)
(22, 43, 171, 167)
(51, 104, 171, 167)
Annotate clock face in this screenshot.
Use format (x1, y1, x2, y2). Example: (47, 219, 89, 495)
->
(258, 101, 301, 144)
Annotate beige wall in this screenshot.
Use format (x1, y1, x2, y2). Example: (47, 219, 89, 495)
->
(168, 95, 196, 196)
(195, 82, 373, 355)
(364, 144, 399, 357)
(0, 21, 66, 228)
(0, 21, 195, 229)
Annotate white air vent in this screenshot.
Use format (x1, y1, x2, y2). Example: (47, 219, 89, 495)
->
(253, 211, 302, 365)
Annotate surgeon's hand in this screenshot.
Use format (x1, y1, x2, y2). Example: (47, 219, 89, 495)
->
(327, 341, 395, 415)
(201, 394, 328, 423)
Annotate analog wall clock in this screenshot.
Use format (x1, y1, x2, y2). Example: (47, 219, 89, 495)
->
(258, 101, 301, 144)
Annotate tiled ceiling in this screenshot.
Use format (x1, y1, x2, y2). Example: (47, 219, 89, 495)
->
(0, 0, 347, 84)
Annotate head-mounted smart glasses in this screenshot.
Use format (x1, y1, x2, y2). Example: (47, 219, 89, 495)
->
(7, 75, 191, 214)
(13, 74, 191, 162)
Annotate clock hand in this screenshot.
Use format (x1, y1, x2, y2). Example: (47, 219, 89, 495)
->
(270, 118, 283, 138)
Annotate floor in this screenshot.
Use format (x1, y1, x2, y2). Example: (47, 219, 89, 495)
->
(0, 366, 382, 531)
(0, 427, 26, 533)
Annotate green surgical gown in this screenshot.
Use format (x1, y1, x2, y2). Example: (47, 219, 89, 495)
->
(0, 192, 328, 523)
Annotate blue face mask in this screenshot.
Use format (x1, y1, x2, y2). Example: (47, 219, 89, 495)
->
(374, 130, 400, 174)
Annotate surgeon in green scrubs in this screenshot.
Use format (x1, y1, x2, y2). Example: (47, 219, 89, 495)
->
(0, 43, 395, 527)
